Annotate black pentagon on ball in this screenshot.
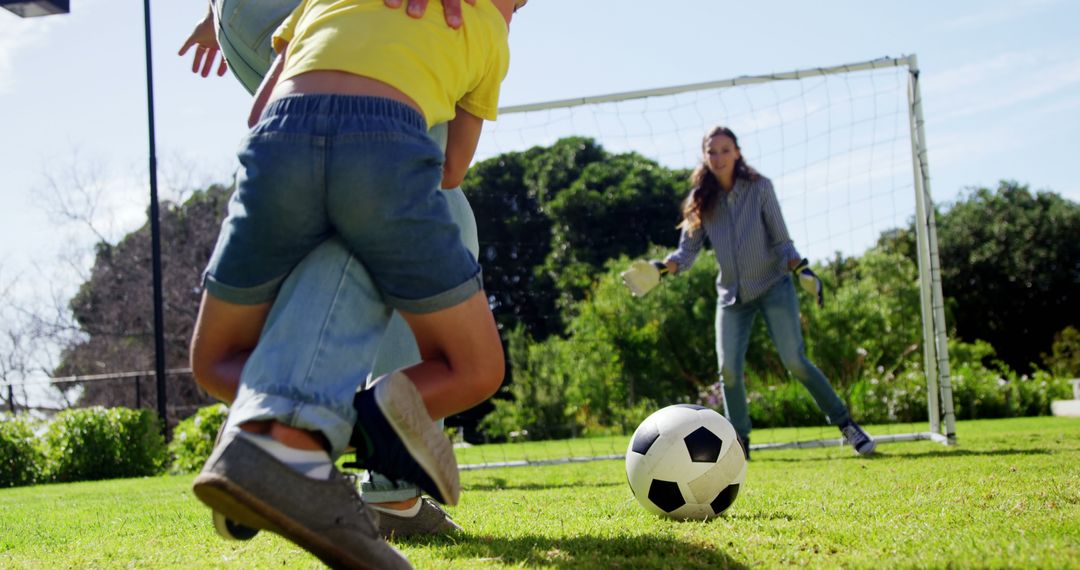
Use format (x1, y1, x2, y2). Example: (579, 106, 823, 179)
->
(630, 420, 660, 455)
(710, 483, 741, 515)
(648, 479, 685, 513)
(683, 426, 723, 463)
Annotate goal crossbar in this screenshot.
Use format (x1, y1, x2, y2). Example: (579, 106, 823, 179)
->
(499, 55, 914, 114)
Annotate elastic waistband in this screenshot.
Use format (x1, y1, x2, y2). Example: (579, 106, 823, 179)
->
(263, 94, 427, 132)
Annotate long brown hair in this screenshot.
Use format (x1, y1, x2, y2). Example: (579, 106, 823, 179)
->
(678, 126, 758, 231)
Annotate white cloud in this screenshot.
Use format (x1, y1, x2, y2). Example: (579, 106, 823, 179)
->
(936, 0, 1061, 31)
(0, 16, 59, 94)
(927, 51, 1080, 124)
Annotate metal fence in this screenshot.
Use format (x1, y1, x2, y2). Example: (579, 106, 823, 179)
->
(1, 368, 211, 436)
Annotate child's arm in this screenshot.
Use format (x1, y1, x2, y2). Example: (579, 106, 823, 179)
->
(442, 106, 484, 188)
(248, 47, 286, 128)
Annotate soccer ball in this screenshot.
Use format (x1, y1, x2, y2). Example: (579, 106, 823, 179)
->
(625, 404, 747, 520)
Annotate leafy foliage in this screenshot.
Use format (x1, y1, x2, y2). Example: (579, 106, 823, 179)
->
(465, 138, 685, 340)
(0, 415, 45, 488)
(487, 238, 1077, 436)
(167, 403, 227, 474)
(42, 406, 166, 482)
(1042, 326, 1080, 379)
(933, 181, 1080, 372)
(802, 247, 924, 390)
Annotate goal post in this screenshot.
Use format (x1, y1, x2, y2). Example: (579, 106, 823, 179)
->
(465, 54, 957, 466)
(906, 54, 957, 445)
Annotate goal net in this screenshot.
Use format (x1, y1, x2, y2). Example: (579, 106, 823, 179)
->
(458, 55, 956, 469)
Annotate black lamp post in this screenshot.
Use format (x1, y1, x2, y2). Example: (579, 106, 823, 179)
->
(3, 0, 170, 438)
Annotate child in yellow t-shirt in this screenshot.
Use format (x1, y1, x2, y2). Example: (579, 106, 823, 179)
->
(192, 1, 525, 567)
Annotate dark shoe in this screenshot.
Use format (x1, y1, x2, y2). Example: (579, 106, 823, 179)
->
(736, 433, 751, 461)
(210, 423, 260, 541)
(839, 420, 876, 455)
(193, 432, 413, 570)
(376, 497, 463, 539)
(348, 372, 460, 506)
(213, 510, 260, 540)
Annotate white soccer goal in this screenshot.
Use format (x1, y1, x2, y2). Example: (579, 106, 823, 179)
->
(461, 54, 957, 468)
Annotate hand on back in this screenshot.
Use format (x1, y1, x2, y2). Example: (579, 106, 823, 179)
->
(181, 0, 478, 82)
(383, 0, 477, 28)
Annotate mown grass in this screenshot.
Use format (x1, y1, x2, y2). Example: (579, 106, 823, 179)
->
(1, 416, 1077, 569)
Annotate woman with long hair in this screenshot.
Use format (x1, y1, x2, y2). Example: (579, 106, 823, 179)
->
(650, 126, 875, 459)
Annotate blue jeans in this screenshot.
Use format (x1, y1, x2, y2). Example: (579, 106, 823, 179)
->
(220, 99, 481, 452)
(716, 275, 850, 438)
(224, 120, 476, 501)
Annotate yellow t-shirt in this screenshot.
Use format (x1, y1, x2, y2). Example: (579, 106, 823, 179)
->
(273, 0, 509, 127)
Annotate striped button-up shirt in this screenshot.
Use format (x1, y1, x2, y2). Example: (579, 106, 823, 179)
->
(665, 175, 800, 306)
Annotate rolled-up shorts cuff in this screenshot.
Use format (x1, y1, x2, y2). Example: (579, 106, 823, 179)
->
(202, 272, 285, 305)
(384, 268, 483, 314)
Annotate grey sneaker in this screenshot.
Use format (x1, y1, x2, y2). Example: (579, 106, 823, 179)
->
(193, 432, 413, 570)
(376, 497, 463, 539)
(839, 420, 876, 455)
(348, 372, 460, 506)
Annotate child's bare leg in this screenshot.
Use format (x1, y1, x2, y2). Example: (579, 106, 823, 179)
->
(398, 291, 505, 420)
(190, 292, 271, 404)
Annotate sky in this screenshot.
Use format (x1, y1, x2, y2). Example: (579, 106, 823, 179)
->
(0, 0, 1078, 381)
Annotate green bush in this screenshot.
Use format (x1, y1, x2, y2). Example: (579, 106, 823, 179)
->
(1042, 326, 1080, 379)
(42, 407, 167, 482)
(0, 415, 45, 488)
(168, 404, 227, 474)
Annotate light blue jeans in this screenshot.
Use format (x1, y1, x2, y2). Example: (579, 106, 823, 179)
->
(716, 275, 850, 438)
(229, 187, 478, 501)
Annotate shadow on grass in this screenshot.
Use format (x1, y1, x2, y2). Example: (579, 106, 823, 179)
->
(464, 477, 623, 492)
(403, 532, 748, 569)
(754, 446, 1064, 463)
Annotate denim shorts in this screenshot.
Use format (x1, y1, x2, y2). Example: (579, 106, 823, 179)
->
(203, 94, 483, 314)
(213, 0, 297, 94)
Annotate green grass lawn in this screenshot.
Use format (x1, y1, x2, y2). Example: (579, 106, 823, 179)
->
(1, 416, 1077, 569)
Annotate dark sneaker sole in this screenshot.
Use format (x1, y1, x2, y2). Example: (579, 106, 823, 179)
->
(210, 422, 261, 541)
(375, 373, 461, 506)
(193, 436, 401, 570)
(196, 471, 395, 570)
(212, 510, 259, 541)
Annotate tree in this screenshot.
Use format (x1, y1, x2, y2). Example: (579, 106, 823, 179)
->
(54, 185, 232, 424)
(542, 152, 686, 314)
(464, 137, 686, 340)
(463, 148, 560, 339)
(933, 182, 1080, 372)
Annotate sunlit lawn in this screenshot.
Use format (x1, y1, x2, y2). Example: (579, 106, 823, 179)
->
(0, 416, 1077, 569)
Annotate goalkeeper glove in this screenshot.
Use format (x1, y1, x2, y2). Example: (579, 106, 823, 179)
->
(793, 258, 824, 308)
(621, 259, 669, 297)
